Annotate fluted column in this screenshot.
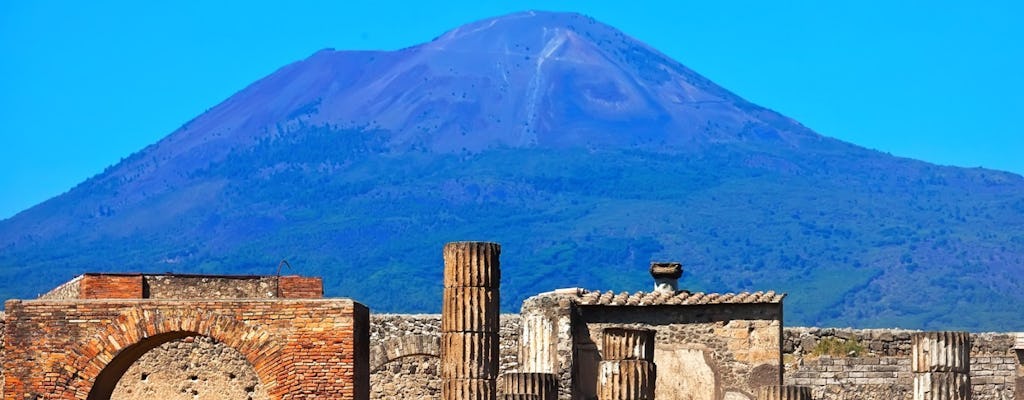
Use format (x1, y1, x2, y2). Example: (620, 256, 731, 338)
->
(597, 328, 656, 400)
(912, 331, 971, 400)
(597, 360, 656, 400)
(499, 373, 558, 400)
(756, 385, 812, 400)
(442, 242, 501, 400)
(602, 328, 655, 361)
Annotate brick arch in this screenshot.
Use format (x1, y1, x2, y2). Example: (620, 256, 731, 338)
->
(370, 334, 440, 372)
(4, 298, 367, 400)
(67, 307, 283, 399)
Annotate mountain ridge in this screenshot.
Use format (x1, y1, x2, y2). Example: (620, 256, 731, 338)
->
(2, 11, 1022, 331)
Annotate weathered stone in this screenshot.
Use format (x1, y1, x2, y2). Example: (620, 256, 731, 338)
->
(442, 287, 500, 333)
(2, 298, 370, 400)
(912, 332, 971, 373)
(597, 360, 656, 400)
(443, 242, 501, 288)
(602, 328, 655, 361)
(443, 378, 497, 400)
(499, 372, 558, 400)
(442, 241, 502, 400)
(756, 385, 812, 400)
(441, 332, 500, 379)
(502, 395, 541, 400)
(913, 371, 970, 400)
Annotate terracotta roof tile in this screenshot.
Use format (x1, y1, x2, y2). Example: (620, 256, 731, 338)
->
(570, 289, 784, 306)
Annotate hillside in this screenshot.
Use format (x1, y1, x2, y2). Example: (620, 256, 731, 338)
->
(1, 11, 1022, 330)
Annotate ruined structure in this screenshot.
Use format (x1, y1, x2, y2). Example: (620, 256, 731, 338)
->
(2, 273, 369, 400)
(519, 262, 785, 400)
(2, 244, 1024, 400)
(442, 242, 502, 400)
(911, 332, 971, 400)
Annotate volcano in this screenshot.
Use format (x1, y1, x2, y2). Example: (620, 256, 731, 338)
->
(2, 11, 1022, 330)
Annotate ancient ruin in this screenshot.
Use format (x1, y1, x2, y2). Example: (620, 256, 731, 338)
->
(2, 273, 369, 399)
(442, 242, 502, 400)
(1, 243, 1023, 400)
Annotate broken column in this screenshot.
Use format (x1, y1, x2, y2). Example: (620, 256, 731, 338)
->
(598, 328, 656, 400)
(499, 372, 559, 400)
(912, 331, 971, 400)
(756, 385, 812, 400)
(442, 242, 501, 400)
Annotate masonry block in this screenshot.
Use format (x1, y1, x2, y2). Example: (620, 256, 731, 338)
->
(277, 276, 323, 298)
(80, 274, 143, 299)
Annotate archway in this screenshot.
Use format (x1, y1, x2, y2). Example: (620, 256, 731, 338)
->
(3, 298, 368, 399)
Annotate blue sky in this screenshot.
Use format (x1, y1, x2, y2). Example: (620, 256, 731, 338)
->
(1, 1, 1021, 219)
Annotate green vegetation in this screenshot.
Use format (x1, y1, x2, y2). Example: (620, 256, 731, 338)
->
(1, 126, 1023, 331)
(811, 337, 866, 357)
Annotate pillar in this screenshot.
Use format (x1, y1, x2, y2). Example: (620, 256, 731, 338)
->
(442, 242, 501, 400)
(597, 328, 656, 400)
(597, 360, 656, 400)
(912, 331, 971, 400)
(602, 328, 655, 361)
(499, 372, 558, 400)
(756, 385, 812, 400)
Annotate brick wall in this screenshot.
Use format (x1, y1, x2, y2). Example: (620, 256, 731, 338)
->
(277, 276, 323, 298)
(2, 299, 368, 400)
(80, 274, 143, 299)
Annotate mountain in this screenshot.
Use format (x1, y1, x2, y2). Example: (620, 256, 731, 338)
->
(2, 11, 1023, 330)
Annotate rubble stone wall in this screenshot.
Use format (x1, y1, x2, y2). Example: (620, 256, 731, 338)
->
(784, 327, 1019, 400)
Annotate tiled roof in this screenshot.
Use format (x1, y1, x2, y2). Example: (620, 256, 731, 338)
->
(571, 289, 785, 306)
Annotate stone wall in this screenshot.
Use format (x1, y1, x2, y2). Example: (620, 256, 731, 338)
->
(2, 311, 1021, 400)
(368, 314, 520, 400)
(784, 327, 1019, 400)
(38, 275, 82, 299)
(574, 304, 782, 400)
(115, 336, 269, 399)
(143, 275, 279, 299)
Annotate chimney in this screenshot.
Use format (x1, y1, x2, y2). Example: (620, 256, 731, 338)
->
(649, 262, 682, 293)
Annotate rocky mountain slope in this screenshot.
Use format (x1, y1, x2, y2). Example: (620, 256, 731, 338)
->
(2, 11, 1022, 330)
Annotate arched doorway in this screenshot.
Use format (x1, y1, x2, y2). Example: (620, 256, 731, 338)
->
(111, 335, 269, 399)
(88, 332, 268, 400)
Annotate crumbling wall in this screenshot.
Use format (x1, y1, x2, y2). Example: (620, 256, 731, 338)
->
(784, 327, 1018, 400)
(574, 305, 782, 400)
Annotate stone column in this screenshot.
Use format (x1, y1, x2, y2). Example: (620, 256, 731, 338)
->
(597, 328, 656, 400)
(756, 385, 812, 400)
(602, 328, 655, 361)
(912, 331, 971, 400)
(442, 242, 501, 400)
(499, 373, 559, 400)
(597, 360, 656, 400)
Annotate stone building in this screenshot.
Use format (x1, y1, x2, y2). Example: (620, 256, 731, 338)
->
(517, 263, 785, 400)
